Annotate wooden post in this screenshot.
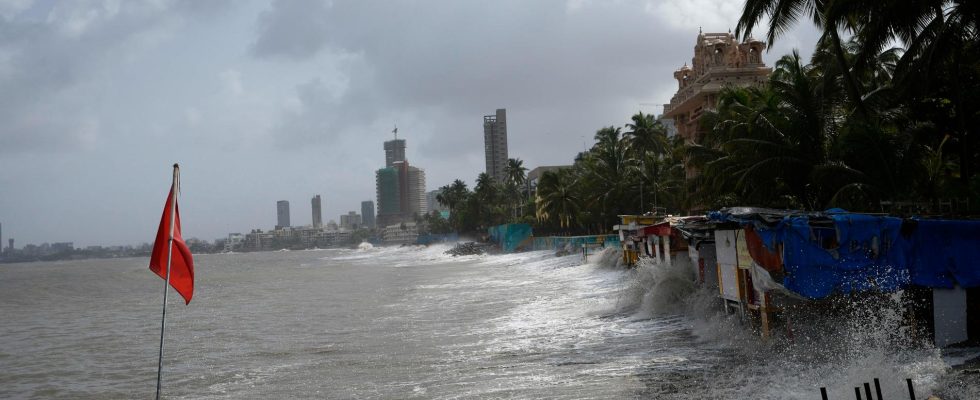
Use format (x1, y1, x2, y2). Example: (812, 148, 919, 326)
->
(653, 236, 661, 264)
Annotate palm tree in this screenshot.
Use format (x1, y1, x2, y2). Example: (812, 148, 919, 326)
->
(535, 169, 581, 230)
(736, 0, 980, 190)
(624, 111, 669, 158)
(503, 158, 528, 218)
(436, 179, 470, 231)
(578, 126, 640, 228)
(504, 158, 528, 188)
(735, 0, 871, 118)
(474, 173, 506, 227)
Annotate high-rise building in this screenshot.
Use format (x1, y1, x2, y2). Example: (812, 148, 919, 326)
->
(8, 238, 13, 252)
(311, 195, 323, 228)
(376, 129, 427, 227)
(276, 200, 290, 229)
(483, 108, 508, 181)
(0, 222, 3, 254)
(384, 138, 406, 167)
(407, 165, 426, 216)
(376, 161, 427, 226)
(361, 201, 376, 229)
(376, 166, 401, 227)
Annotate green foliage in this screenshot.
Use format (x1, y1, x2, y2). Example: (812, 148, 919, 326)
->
(714, 0, 980, 213)
(442, 1, 978, 233)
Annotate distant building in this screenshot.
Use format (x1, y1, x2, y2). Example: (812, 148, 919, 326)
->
(376, 161, 426, 227)
(8, 238, 13, 252)
(51, 242, 74, 253)
(426, 190, 447, 213)
(381, 222, 418, 244)
(340, 211, 362, 230)
(407, 165, 427, 216)
(0, 222, 3, 254)
(376, 166, 401, 227)
(483, 108, 509, 181)
(225, 233, 244, 252)
(311, 195, 323, 228)
(376, 130, 427, 227)
(384, 138, 406, 167)
(276, 200, 290, 229)
(361, 200, 376, 229)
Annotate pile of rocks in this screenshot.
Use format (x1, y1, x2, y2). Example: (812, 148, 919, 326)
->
(445, 242, 494, 256)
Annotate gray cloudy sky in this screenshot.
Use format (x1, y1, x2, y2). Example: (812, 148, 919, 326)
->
(0, 0, 818, 247)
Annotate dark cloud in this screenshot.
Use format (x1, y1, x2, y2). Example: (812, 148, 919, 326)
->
(251, 0, 331, 60)
(0, 0, 821, 246)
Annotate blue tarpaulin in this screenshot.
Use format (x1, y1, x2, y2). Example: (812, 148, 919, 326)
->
(906, 220, 980, 288)
(709, 208, 980, 299)
(777, 213, 909, 298)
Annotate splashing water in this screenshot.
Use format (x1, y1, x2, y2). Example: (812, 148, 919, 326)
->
(606, 249, 977, 399)
(1, 245, 975, 399)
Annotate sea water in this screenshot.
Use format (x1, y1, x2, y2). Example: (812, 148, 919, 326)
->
(0, 246, 977, 399)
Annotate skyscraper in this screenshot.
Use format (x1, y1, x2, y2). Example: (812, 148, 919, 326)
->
(483, 108, 508, 181)
(311, 195, 323, 228)
(407, 165, 427, 216)
(276, 200, 290, 229)
(384, 138, 406, 167)
(376, 129, 426, 227)
(376, 166, 401, 227)
(361, 200, 376, 229)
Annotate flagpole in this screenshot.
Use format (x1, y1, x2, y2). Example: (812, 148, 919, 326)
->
(155, 163, 179, 400)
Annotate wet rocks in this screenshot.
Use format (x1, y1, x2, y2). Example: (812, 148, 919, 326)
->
(445, 242, 493, 256)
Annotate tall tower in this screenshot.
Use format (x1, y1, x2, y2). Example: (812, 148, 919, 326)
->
(311, 195, 323, 228)
(384, 128, 406, 168)
(361, 200, 376, 229)
(276, 200, 290, 229)
(483, 108, 508, 181)
(407, 166, 427, 216)
(376, 167, 401, 228)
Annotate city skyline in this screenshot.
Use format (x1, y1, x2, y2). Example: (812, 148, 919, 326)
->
(0, 1, 820, 246)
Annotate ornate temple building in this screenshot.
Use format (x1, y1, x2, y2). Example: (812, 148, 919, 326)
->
(663, 30, 772, 144)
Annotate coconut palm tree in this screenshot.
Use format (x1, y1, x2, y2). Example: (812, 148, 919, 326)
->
(735, 0, 871, 118)
(624, 111, 669, 159)
(503, 158, 528, 218)
(504, 158, 527, 188)
(577, 126, 641, 228)
(535, 169, 581, 230)
(436, 179, 470, 231)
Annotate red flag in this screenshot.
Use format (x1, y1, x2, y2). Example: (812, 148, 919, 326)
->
(149, 183, 194, 304)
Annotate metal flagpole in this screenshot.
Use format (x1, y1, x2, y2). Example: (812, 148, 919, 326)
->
(155, 164, 179, 400)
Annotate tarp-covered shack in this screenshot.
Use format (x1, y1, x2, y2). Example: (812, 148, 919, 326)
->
(701, 207, 980, 345)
